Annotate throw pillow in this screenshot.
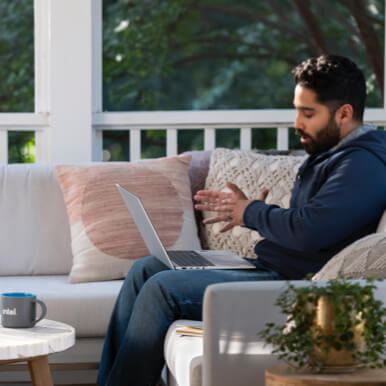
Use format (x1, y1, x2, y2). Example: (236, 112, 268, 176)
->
(312, 233, 386, 280)
(376, 210, 386, 233)
(201, 148, 306, 258)
(55, 154, 201, 283)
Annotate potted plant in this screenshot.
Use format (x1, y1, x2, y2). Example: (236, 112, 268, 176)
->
(259, 278, 386, 372)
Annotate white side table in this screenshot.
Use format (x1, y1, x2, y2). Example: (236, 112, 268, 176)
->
(0, 318, 75, 386)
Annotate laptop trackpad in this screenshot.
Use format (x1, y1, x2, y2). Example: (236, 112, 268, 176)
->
(198, 250, 251, 266)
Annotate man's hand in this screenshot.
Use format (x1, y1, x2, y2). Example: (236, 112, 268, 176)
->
(194, 181, 269, 232)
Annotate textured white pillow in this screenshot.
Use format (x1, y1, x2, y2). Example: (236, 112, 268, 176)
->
(312, 233, 386, 280)
(200, 149, 306, 258)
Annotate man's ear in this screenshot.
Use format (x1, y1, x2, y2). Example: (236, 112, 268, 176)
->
(336, 103, 354, 124)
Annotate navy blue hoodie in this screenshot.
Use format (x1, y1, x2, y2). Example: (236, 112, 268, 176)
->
(243, 128, 386, 279)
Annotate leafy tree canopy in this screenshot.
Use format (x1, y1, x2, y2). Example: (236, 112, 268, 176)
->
(103, 0, 384, 111)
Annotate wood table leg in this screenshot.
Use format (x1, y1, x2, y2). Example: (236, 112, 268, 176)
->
(28, 355, 54, 386)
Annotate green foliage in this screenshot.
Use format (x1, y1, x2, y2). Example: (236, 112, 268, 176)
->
(0, 0, 34, 112)
(103, 0, 384, 112)
(8, 132, 35, 163)
(0, 1, 34, 163)
(178, 129, 204, 153)
(141, 130, 166, 158)
(252, 128, 277, 150)
(258, 278, 386, 371)
(102, 0, 384, 158)
(216, 128, 239, 149)
(103, 131, 130, 161)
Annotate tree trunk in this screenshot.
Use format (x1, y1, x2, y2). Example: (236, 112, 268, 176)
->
(342, 0, 384, 98)
(292, 0, 329, 55)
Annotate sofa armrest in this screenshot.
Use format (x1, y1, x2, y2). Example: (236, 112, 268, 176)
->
(201, 279, 386, 386)
(201, 280, 306, 386)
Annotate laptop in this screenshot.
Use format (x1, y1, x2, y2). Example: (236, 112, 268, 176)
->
(116, 184, 256, 270)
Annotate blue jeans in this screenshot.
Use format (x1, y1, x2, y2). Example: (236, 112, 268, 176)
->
(97, 256, 285, 386)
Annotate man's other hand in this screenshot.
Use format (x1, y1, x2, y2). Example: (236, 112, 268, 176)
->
(194, 181, 269, 232)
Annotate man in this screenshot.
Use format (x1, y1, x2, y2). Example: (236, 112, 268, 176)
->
(97, 55, 386, 386)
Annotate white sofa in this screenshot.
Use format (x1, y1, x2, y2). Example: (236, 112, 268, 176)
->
(0, 153, 384, 385)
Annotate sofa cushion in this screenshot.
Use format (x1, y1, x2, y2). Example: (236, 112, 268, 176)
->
(201, 149, 306, 258)
(312, 233, 386, 280)
(0, 164, 73, 275)
(55, 155, 201, 283)
(0, 275, 123, 337)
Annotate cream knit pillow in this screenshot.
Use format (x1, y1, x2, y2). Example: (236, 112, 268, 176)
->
(200, 149, 306, 258)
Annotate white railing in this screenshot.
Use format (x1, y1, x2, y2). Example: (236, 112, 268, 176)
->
(93, 110, 296, 161)
(92, 109, 386, 162)
(95, 126, 289, 162)
(0, 109, 385, 164)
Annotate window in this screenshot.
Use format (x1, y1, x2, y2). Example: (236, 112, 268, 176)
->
(103, 0, 384, 111)
(0, 0, 35, 163)
(102, 0, 384, 159)
(0, 0, 34, 112)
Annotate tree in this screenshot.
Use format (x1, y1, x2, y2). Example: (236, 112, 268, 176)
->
(102, 0, 384, 157)
(0, 0, 34, 163)
(0, 0, 34, 112)
(103, 0, 384, 111)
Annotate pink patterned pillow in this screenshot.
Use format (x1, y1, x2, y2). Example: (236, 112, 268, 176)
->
(55, 155, 201, 283)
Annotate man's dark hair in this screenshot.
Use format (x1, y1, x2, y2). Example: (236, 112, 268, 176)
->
(292, 55, 366, 121)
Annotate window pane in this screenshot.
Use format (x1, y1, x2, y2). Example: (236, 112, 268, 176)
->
(0, 1, 34, 112)
(141, 130, 166, 158)
(178, 129, 204, 153)
(252, 128, 276, 150)
(216, 129, 240, 148)
(103, 0, 384, 111)
(103, 131, 129, 161)
(8, 131, 35, 163)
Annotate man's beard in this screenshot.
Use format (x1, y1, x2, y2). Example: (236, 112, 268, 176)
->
(296, 116, 341, 155)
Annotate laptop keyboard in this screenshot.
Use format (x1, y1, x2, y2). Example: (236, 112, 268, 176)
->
(167, 250, 215, 267)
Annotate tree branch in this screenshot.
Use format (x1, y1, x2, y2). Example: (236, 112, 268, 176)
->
(291, 0, 328, 55)
(172, 36, 275, 53)
(340, 0, 384, 97)
(172, 51, 297, 67)
(193, 4, 307, 43)
(313, 0, 358, 36)
(267, 0, 290, 23)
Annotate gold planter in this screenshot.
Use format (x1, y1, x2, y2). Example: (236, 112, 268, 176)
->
(311, 296, 365, 371)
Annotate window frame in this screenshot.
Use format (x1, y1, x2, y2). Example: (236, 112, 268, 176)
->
(0, 0, 384, 164)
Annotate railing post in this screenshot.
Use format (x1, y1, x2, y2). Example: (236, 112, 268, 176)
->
(93, 130, 103, 161)
(0, 131, 8, 164)
(92, 0, 102, 161)
(167, 128, 177, 156)
(34, 0, 51, 163)
(277, 127, 289, 151)
(240, 127, 251, 150)
(41, 0, 94, 162)
(204, 128, 215, 150)
(130, 129, 141, 161)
